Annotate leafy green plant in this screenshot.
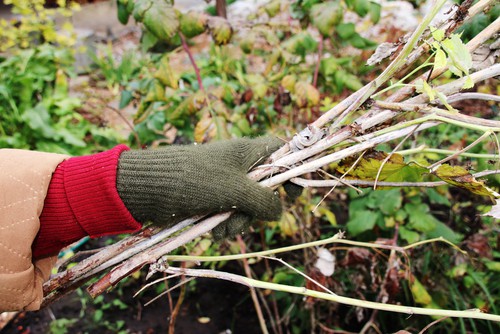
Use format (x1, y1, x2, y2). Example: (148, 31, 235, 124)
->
(0, 0, 121, 154)
(90, 46, 149, 92)
(107, 0, 385, 147)
(49, 318, 78, 334)
(0, 0, 79, 52)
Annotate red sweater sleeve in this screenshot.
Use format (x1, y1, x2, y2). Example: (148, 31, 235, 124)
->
(33, 145, 143, 259)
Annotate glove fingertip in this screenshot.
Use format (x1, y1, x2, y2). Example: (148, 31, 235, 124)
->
(212, 222, 228, 241)
(212, 214, 253, 240)
(283, 182, 303, 202)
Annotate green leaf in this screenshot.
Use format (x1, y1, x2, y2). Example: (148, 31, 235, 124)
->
(368, 2, 381, 23)
(310, 1, 343, 36)
(334, 69, 363, 92)
(146, 111, 166, 132)
(314, 206, 338, 226)
(144, 79, 165, 102)
(336, 23, 356, 39)
(353, 0, 370, 17)
(484, 260, 500, 272)
(132, 0, 153, 21)
(140, 29, 159, 51)
(283, 32, 318, 58)
(447, 263, 467, 278)
(142, 0, 180, 41)
(425, 220, 462, 244)
(347, 210, 378, 236)
(180, 11, 207, 38)
(378, 189, 402, 215)
(117, 0, 131, 25)
(337, 152, 425, 182)
(399, 226, 420, 244)
(347, 33, 377, 49)
(57, 128, 86, 147)
(22, 104, 57, 138)
(404, 202, 437, 233)
(415, 79, 435, 101)
(319, 57, 339, 78)
(441, 33, 472, 77)
(435, 91, 456, 112)
(94, 309, 104, 322)
(264, 0, 282, 18)
(119, 90, 133, 109)
(426, 188, 451, 206)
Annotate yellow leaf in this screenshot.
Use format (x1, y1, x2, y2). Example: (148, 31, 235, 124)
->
(462, 75, 474, 89)
(190, 238, 212, 256)
(154, 54, 179, 89)
(434, 49, 447, 70)
(434, 164, 497, 197)
(431, 26, 445, 42)
(210, 99, 230, 118)
(410, 277, 433, 305)
(306, 84, 320, 106)
(144, 79, 165, 102)
(279, 212, 298, 237)
(313, 206, 337, 226)
(194, 111, 215, 143)
(337, 152, 403, 180)
(208, 16, 233, 45)
(281, 75, 296, 92)
(422, 80, 435, 101)
(194, 110, 229, 142)
(294, 81, 319, 107)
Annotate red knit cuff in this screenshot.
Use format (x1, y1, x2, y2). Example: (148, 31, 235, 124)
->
(34, 145, 143, 258)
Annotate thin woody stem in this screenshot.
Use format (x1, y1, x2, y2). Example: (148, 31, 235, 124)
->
(163, 266, 500, 322)
(179, 32, 204, 91)
(291, 169, 500, 188)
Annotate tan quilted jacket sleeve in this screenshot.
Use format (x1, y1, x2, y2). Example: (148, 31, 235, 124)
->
(0, 149, 68, 312)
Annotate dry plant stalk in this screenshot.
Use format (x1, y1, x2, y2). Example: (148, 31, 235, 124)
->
(42, 0, 500, 322)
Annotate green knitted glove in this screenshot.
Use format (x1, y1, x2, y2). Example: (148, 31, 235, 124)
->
(116, 137, 284, 239)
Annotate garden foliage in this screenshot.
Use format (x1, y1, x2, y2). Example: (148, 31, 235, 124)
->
(0, 0, 499, 333)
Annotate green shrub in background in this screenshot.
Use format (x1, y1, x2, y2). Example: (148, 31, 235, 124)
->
(0, 0, 121, 154)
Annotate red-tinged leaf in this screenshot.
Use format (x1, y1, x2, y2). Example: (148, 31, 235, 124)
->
(341, 247, 372, 266)
(464, 233, 492, 258)
(383, 267, 400, 299)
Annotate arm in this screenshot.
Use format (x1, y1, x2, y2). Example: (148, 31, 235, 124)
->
(2, 137, 288, 312)
(0, 149, 68, 312)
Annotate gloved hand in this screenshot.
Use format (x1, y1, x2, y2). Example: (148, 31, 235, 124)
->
(116, 137, 290, 239)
